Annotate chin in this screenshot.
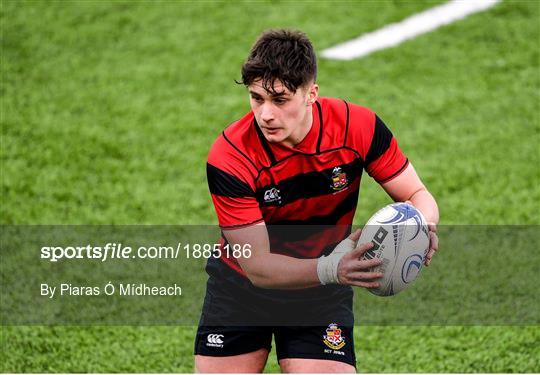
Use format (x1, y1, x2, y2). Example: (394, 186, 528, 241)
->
(263, 132, 286, 143)
(264, 136, 282, 144)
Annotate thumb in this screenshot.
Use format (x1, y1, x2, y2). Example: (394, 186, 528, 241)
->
(348, 229, 362, 242)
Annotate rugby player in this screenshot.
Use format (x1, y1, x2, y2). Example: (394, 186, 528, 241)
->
(195, 29, 439, 373)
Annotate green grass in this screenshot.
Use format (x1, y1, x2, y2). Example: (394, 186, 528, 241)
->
(1, 0, 539, 372)
(2, 326, 538, 373)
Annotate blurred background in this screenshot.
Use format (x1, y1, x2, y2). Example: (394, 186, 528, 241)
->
(1, 0, 538, 372)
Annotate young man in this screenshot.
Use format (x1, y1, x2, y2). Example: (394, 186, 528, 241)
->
(195, 29, 439, 373)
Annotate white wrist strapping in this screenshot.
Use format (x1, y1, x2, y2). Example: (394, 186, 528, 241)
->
(317, 237, 357, 285)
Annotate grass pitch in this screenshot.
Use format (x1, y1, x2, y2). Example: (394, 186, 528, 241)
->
(1, 0, 539, 372)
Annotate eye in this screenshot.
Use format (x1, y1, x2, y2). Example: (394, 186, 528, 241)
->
(273, 98, 287, 105)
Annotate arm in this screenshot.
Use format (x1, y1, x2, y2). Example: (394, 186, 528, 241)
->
(382, 163, 439, 265)
(209, 124, 381, 289)
(223, 223, 382, 289)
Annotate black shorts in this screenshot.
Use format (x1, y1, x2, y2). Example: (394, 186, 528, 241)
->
(194, 258, 356, 367)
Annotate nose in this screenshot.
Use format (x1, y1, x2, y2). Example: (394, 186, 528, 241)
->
(260, 103, 274, 123)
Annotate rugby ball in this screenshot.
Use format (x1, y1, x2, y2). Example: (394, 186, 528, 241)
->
(359, 203, 429, 296)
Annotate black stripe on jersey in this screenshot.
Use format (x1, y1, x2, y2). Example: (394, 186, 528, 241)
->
(222, 131, 258, 171)
(207, 163, 255, 197)
(379, 158, 409, 184)
(220, 217, 264, 229)
(365, 115, 393, 166)
(253, 119, 277, 166)
(343, 100, 350, 147)
(315, 100, 323, 154)
(270, 188, 359, 226)
(256, 158, 363, 207)
(266, 226, 348, 250)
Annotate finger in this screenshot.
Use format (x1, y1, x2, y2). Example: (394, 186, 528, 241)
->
(349, 241, 374, 258)
(347, 280, 381, 289)
(429, 232, 439, 251)
(351, 257, 383, 270)
(424, 249, 435, 266)
(428, 222, 438, 233)
(404, 200, 413, 206)
(348, 228, 362, 242)
(348, 271, 384, 281)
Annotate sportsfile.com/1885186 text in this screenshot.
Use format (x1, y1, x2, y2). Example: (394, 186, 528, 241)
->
(39, 242, 252, 262)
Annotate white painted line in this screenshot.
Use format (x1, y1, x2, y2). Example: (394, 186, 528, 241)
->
(321, 0, 500, 60)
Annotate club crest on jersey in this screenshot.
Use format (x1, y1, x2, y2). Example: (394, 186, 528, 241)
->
(323, 323, 346, 350)
(330, 167, 348, 191)
(263, 187, 281, 204)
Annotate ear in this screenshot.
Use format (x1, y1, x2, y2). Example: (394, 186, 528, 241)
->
(306, 83, 319, 105)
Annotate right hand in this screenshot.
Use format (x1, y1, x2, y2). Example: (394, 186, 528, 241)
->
(336, 229, 384, 288)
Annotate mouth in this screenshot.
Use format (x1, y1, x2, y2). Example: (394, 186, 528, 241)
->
(262, 127, 281, 134)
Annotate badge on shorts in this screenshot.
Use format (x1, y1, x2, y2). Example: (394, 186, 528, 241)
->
(323, 323, 346, 350)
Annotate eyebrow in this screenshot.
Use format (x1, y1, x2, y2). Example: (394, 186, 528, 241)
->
(249, 90, 289, 98)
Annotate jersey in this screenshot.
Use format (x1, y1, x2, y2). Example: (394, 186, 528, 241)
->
(207, 97, 408, 276)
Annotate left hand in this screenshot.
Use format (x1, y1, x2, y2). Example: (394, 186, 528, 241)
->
(424, 222, 438, 266)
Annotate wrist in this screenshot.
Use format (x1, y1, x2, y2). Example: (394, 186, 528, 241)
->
(317, 255, 340, 285)
(316, 237, 356, 285)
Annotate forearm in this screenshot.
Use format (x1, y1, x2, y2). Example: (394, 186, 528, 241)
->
(240, 253, 320, 290)
(409, 188, 439, 224)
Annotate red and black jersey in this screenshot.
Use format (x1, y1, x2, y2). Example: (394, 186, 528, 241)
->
(207, 97, 408, 276)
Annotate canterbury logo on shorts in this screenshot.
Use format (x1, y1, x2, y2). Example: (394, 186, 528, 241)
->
(206, 334, 224, 348)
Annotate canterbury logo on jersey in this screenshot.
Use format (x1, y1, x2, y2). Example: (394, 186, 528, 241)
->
(263, 187, 281, 204)
(206, 334, 224, 347)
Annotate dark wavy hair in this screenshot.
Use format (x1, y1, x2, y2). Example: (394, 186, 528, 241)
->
(238, 29, 317, 94)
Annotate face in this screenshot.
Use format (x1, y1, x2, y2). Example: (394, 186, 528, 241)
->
(248, 79, 318, 147)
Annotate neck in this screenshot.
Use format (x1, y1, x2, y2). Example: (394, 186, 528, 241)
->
(282, 107, 314, 148)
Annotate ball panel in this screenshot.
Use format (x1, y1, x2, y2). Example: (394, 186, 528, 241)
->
(359, 203, 429, 296)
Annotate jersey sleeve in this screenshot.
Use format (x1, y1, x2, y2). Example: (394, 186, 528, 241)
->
(346, 104, 409, 184)
(207, 135, 263, 228)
